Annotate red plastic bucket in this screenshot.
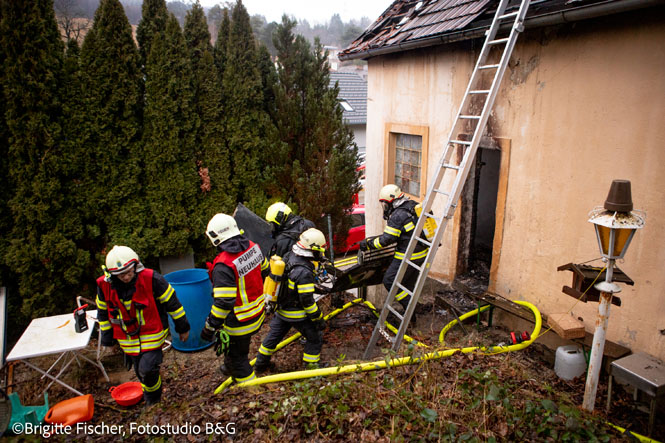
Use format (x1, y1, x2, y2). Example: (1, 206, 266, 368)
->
(109, 382, 143, 407)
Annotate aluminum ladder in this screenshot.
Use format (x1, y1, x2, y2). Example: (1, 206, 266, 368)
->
(363, 0, 531, 358)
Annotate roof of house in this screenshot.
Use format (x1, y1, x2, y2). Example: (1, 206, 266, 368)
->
(339, 0, 659, 60)
(329, 72, 368, 125)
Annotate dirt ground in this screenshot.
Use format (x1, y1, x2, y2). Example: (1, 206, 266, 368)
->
(4, 286, 664, 442)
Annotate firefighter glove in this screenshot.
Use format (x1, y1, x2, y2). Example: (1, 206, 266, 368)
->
(214, 330, 231, 357)
(358, 239, 369, 250)
(200, 322, 215, 342)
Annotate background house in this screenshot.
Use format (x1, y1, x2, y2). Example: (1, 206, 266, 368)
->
(340, 0, 665, 360)
(329, 71, 368, 157)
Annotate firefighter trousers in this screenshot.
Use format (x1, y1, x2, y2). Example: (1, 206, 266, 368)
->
(383, 256, 426, 310)
(256, 316, 322, 367)
(131, 348, 163, 405)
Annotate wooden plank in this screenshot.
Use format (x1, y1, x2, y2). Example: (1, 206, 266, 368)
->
(547, 312, 586, 339)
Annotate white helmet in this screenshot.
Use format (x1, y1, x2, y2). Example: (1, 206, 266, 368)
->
(105, 245, 140, 275)
(379, 184, 403, 203)
(206, 213, 241, 247)
(293, 228, 326, 259)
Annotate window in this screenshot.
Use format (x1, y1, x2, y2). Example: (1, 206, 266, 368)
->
(339, 100, 354, 112)
(394, 134, 422, 197)
(384, 124, 429, 200)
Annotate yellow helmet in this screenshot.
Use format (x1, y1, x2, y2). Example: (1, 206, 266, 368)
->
(206, 213, 241, 247)
(265, 202, 292, 226)
(105, 245, 139, 275)
(379, 184, 403, 203)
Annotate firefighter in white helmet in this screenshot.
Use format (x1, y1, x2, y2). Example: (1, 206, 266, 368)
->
(254, 228, 327, 372)
(265, 202, 315, 259)
(96, 245, 190, 405)
(358, 184, 429, 314)
(201, 213, 269, 383)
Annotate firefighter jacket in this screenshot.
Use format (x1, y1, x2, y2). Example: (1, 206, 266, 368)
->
(275, 254, 323, 323)
(269, 215, 316, 259)
(367, 199, 429, 261)
(96, 269, 190, 356)
(207, 235, 269, 336)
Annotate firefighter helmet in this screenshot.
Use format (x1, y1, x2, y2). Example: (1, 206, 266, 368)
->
(206, 213, 241, 247)
(265, 202, 292, 226)
(379, 184, 403, 203)
(294, 228, 326, 259)
(105, 245, 140, 275)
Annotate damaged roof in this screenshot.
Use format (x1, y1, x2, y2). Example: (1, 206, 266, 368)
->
(329, 72, 368, 125)
(339, 0, 659, 60)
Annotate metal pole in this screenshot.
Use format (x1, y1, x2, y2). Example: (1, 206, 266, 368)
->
(583, 259, 618, 411)
(326, 215, 335, 263)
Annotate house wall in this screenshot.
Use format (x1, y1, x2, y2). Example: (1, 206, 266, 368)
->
(350, 123, 367, 154)
(365, 7, 665, 359)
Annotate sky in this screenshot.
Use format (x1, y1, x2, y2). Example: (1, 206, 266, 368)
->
(198, 0, 391, 25)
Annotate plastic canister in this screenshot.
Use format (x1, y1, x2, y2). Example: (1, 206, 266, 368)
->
(554, 345, 587, 380)
(164, 269, 213, 352)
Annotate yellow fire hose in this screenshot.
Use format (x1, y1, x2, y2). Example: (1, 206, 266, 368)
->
(214, 298, 541, 394)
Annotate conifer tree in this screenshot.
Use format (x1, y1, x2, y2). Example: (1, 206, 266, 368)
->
(269, 17, 361, 242)
(79, 0, 144, 254)
(213, 8, 230, 79)
(136, 0, 169, 67)
(142, 14, 199, 257)
(223, 0, 271, 211)
(1, 0, 89, 320)
(184, 2, 234, 228)
(257, 44, 277, 117)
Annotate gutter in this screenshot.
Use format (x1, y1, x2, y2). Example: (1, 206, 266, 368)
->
(338, 0, 663, 61)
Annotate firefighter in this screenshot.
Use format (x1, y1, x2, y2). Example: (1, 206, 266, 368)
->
(96, 246, 190, 405)
(200, 213, 268, 383)
(265, 202, 316, 259)
(254, 228, 327, 372)
(358, 184, 429, 312)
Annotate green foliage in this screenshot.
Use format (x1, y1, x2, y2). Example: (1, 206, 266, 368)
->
(0, 0, 90, 325)
(222, 0, 270, 212)
(79, 0, 144, 252)
(136, 0, 168, 67)
(142, 14, 198, 257)
(269, 17, 361, 243)
(213, 8, 230, 76)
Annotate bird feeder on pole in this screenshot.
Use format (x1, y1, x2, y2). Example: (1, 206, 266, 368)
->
(582, 179, 645, 411)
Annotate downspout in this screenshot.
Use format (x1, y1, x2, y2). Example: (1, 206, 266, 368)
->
(339, 0, 663, 61)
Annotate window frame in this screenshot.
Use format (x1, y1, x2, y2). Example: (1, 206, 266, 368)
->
(384, 123, 429, 201)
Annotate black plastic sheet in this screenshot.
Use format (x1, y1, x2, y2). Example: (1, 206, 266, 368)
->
(233, 203, 274, 258)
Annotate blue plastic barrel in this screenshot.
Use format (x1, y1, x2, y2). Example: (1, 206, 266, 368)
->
(164, 269, 213, 352)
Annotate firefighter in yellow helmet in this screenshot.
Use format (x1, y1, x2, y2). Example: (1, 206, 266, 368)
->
(265, 202, 315, 259)
(96, 246, 190, 405)
(201, 213, 269, 383)
(254, 228, 327, 372)
(358, 184, 429, 313)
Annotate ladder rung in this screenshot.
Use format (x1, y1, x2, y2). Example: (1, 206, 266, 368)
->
(479, 64, 500, 70)
(498, 11, 518, 20)
(386, 305, 403, 321)
(442, 163, 460, 170)
(450, 140, 472, 145)
(433, 188, 449, 196)
(406, 260, 423, 272)
(489, 37, 510, 45)
(460, 115, 481, 120)
(469, 90, 490, 94)
(416, 236, 432, 248)
(424, 212, 442, 222)
(395, 282, 412, 297)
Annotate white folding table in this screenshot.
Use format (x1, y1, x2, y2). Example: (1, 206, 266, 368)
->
(6, 310, 109, 396)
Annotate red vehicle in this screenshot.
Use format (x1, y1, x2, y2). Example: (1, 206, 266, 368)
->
(335, 204, 365, 254)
